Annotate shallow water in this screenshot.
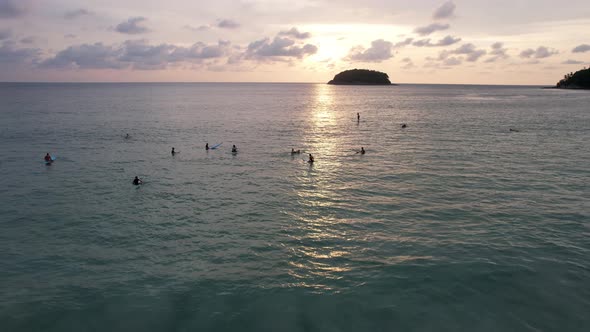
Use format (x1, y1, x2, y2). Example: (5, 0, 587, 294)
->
(0, 83, 589, 331)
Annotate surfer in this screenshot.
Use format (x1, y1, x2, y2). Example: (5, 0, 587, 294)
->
(509, 128, 520, 132)
(132, 176, 142, 185)
(291, 148, 301, 154)
(401, 123, 407, 128)
(360, 147, 365, 154)
(308, 154, 314, 163)
(357, 112, 360, 122)
(206, 143, 209, 150)
(171, 147, 177, 155)
(44, 153, 52, 162)
(125, 133, 130, 139)
(232, 145, 237, 153)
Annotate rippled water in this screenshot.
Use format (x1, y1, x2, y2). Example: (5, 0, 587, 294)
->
(1, 83, 589, 331)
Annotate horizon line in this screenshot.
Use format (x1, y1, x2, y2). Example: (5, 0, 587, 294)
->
(0, 81, 548, 87)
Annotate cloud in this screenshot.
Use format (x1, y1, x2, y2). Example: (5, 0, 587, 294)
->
(401, 57, 414, 69)
(39, 43, 124, 69)
(0, 28, 10, 40)
(115, 17, 150, 34)
(562, 59, 584, 65)
(39, 39, 233, 70)
(485, 42, 509, 62)
(434, 43, 486, 63)
(0, 40, 40, 64)
(217, 19, 239, 29)
(346, 39, 394, 62)
(443, 57, 462, 66)
(20, 36, 34, 44)
(453, 43, 487, 61)
(64, 9, 92, 20)
(64, 34, 77, 39)
(278, 27, 311, 40)
(0, 0, 31, 19)
(414, 23, 450, 36)
(394, 38, 414, 48)
(246, 36, 317, 61)
(572, 44, 590, 53)
(433, 1, 456, 20)
(184, 24, 210, 32)
(519, 46, 558, 59)
(413, 35, 461, 47)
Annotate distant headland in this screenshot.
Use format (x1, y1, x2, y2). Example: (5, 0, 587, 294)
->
(555, 67, 590, 89)
(327, 69, 393, 85)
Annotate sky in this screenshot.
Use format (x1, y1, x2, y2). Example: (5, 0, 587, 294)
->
(0, 0, 589, 84)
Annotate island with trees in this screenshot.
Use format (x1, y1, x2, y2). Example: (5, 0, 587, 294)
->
(556, 67, 590, 89)
(327, 69, 393, 85)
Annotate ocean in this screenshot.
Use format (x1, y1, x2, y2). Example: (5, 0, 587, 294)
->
(0, 83, 588, 331)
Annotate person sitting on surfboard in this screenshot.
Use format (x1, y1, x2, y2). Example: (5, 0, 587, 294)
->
(132, 176, 142, 185)
(308, 154, 314, 163)
(291, 148, 301, 154)
(171, 147, 177, 155)
(360, 147, 365, 154)
(232, 145, 237, 153)
(125, 133, 130, 139)
(206, 143, 209, 150)
(44, 153, 52, 162)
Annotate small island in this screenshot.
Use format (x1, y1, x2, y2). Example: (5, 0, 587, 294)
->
(328, 69, 393, 85)
(556, 67, 590, 89)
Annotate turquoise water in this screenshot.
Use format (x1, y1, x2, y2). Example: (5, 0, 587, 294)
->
(0, 83, 589, 331)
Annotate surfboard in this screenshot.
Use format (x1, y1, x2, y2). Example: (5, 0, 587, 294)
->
(210, 143, 223, 150)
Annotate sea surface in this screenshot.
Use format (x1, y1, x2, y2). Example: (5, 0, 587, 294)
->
(0, 83, 589, 331)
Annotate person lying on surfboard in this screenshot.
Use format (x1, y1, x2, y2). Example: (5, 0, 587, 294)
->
(291, 148, 301, 154)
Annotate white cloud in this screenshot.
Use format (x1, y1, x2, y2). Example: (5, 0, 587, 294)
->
(572, 44, 590, 53)
(217, 19, 239, 29)
(519, 46, 558, 59)
(278, 27, 311, 40)
(64, 9, 92, 20)
(413, 35, 461, 47)
(115, 17, 150, 35)
(346, 39, 394, 62)
(433, 1, 456, 20)
(414, 23, 450, 36)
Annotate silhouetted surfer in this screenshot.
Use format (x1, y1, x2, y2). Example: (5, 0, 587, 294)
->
(232, 145, 237, 153)
(171, 147, 177, 155)
(401, 123, 407, 128)
(132, 176, 142, 185)
(360, 147, 365, 154)
(308, 154, 314, 163)
(206, 143, 209, 150)
(509, 128, 520, 132)
(357, 113, 360, 122)
(44, 153, 52, 163)
(291, 148, 301, 154)
(125, 133, 130, 139)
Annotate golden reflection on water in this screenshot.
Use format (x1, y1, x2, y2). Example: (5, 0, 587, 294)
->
(285, 84, 353, 291)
